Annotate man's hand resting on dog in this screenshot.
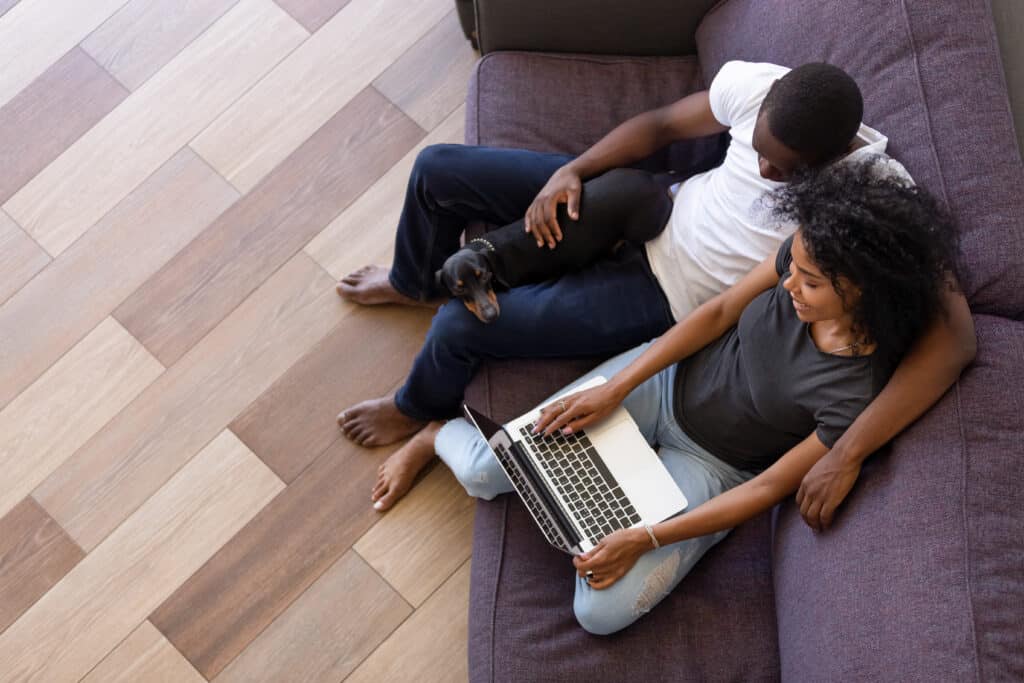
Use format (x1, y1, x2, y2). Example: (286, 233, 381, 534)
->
(525, 165, 582, 249)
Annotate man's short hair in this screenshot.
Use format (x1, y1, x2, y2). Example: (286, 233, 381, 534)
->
(761, 63, 864, 165)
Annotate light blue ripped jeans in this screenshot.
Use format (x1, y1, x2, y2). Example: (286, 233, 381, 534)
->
(435, 342, 756, 635)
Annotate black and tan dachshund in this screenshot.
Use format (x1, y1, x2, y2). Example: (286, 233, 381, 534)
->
(435, 168, 673, 323)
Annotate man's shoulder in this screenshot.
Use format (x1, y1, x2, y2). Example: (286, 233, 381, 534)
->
(710, 61, 792, 127)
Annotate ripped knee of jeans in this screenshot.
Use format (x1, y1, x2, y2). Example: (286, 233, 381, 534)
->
(633, 550, 683, 617)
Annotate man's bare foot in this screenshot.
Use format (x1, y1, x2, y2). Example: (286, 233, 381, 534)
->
(338, 396, 426, 447)
(371, 421, 443, 511)
(337, 265, 437, 308)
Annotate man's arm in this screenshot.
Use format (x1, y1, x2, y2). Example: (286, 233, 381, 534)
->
(796, 286, 977, 530)
(525, 91, 727, 248)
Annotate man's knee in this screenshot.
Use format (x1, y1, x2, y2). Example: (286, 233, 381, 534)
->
(425, 301, 488, 357)
(412, 143, 467, 184)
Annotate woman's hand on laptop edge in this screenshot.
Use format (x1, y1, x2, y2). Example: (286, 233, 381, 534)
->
(533, 382, 628, 437)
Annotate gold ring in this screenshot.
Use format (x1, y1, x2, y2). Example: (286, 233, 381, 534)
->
(559, 399, 567, 412)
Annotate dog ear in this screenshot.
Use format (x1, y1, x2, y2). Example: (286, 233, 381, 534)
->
(434, 268, 447, 294)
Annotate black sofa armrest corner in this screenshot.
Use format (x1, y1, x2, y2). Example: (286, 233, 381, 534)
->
(473, 0, 721, 56)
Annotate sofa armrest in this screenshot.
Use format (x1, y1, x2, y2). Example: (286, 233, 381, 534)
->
(474, 0, 719, 56)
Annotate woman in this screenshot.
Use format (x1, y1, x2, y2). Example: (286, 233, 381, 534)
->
(406, 158, 961, 634)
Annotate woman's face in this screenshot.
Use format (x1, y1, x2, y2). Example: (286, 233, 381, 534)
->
(783, 230, 858, 323)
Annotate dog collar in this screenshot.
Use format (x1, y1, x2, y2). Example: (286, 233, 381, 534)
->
(468, 237, 496, 253)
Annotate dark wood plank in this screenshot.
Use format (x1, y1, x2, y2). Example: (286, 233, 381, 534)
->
(231, 304, 432, 482)
(273, 0, 351, 33)
(0, 47, 128, 205)
(114, 86, 425, 367)
(149, 434, 390, 679)
(0, 497, 85, 634)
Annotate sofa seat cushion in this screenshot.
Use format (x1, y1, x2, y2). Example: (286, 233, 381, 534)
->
(469, 495, 780, 683)
(772, 315, 1024, 681)
(696, 0, 1024, 320)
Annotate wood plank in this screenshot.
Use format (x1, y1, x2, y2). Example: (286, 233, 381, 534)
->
(0, 0, 129, 110)
(114, 86, 423, 367)
(345, 559, 471, 683)
(32, 252, 346, 551)
(274, 0, 351, 33)
(150, 434, 390, 679)
(0, 498, 85, 635)
(0, 430, 283, 682)
(214, 551, 411, 683)
(354, 464, 475, 607)
(0, 317, 164, 521)
(81, 621, 205, 683)
(373, 10, 477, 132)
(0, 148, 236, 412)
(0, 211, 48, 306)
(230, 304, 432, 483)
(81, 0, 241, 92)
(304, 103, 465, 279)
(0, 47, 128, 205)
(190, 0, 449, 192)
(3, 0, 307, 257)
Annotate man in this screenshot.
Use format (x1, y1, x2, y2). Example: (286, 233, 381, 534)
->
(339, 61, 976, 520)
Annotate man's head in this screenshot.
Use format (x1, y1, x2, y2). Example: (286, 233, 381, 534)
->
(752, 63, 864, 181)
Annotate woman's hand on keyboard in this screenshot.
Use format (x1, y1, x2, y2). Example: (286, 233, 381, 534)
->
(533, 382, 628, 437)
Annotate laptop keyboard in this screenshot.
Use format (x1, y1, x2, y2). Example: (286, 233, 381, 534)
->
(493, 443, 567, 551)
(520, 423, 641, 543)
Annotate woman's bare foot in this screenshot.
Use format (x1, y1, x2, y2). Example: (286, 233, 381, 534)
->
(338, 396, 426, 446)
(337, 265, 437, 307)
(372, 421, 444, 511)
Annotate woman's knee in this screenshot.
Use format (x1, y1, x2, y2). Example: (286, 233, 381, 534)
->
(573, 595, 638, 636)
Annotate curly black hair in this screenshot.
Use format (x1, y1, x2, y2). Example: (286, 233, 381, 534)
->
(768, 158, 962, 368)
(761, 63, 864, 165)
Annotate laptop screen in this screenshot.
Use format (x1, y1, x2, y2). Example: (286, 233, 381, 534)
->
(463, 404, 503, 441)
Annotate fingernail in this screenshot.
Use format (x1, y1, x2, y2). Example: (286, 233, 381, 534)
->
(562, 427, 572, 435)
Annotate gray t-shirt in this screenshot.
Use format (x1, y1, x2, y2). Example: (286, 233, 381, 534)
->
(673, 236, 893, 473)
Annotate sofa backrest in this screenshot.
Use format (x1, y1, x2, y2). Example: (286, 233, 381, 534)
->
(697, 0, 1024, 321)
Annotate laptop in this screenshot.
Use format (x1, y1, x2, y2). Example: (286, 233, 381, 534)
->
(463, 376, 688, 555)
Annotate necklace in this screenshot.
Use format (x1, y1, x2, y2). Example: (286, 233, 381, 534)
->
(827, 339, 866, 356)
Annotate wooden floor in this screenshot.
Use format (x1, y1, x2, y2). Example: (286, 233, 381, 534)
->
(0, 1, 480, 681)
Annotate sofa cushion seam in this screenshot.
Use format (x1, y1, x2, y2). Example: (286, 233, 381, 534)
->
(954, 379, 983, 682)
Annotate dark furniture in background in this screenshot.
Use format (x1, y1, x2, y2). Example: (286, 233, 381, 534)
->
(459, 1, 1024, 680)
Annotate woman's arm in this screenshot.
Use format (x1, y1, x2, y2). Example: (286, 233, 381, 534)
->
(795, 285, 975, 530)
(536, 250, 780, 436)
(573, 433, 829, 589)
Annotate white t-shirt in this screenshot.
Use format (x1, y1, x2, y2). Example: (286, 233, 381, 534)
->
(644, 60, 912, 322)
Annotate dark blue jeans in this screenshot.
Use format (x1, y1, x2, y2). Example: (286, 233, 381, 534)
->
(390, 143, 675, 420)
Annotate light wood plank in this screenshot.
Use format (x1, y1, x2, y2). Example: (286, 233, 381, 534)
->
(0, 47, 128, 204)
(150, 434, 388, 679)
(0, 498, 85, 635)
(354, 464, 475, 607)
(230, 303, 432, 483)
(0, 211, 48, 306)
(81, 621, 205, 683)
(81, 0, 241, 92)
(0, 0, 129, 110)
(304, 103, 465, 279)
(3, 0, 307, 256)
(345, 560, 471, 683)
(32, 253, 346, 552)
(0, 430, 283, 682)
(114, 86, 423, 367)
(274, 0, 350, 33)
(190, 0, 449, 192)
(0, 317, 164, 521)
(0, 148, 237, 412)
(215, 551, 411, 683)
(373, 10, 477, 131)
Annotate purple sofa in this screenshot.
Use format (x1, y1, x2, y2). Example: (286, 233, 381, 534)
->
(460, 1, 1024, 680)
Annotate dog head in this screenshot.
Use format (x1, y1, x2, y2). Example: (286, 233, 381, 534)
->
(435, 249, 500, 324)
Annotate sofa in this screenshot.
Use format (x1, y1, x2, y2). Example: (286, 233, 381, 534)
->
(459, 1, 1024, 680)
